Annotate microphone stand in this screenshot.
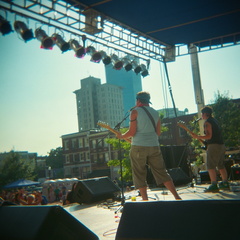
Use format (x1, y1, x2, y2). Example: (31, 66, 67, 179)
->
(114, 111, 130, 213)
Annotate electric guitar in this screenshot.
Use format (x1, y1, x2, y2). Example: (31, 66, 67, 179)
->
(97, 121, 131, 143)
(177, 121, 207, 150)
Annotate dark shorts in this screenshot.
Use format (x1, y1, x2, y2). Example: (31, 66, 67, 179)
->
(130, 145, 172, 188)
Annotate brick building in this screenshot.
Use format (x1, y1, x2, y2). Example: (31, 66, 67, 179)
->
(61, 129, 120, 180)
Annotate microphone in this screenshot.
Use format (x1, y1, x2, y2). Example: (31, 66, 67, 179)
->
(192, 117, 202, 124)
(129, 106, 136, 112)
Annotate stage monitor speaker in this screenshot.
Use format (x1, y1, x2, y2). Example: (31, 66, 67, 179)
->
(199, 170, 211, 183)
(0, 205, 99, 240)
(160, 145, 189, 176)
(116, 200, 240, 240)
(230, 166, 240, 180)
(167, 167, 192, 186)
(224, 159, 234, 177)
(74, 177, 120, 204)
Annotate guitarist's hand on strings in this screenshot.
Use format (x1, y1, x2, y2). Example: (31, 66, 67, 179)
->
(116, 109, 138, 142)
(191, 121, 212, 141)
(116, 132, 123, 139)
(191, 132, 199, 139)
(116, 132, 132, 143)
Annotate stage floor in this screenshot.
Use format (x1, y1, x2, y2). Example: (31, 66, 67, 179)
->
(62, 181, 240, 240)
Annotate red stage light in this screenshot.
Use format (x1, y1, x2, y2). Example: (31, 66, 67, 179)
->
(35, 28, 54, 50)
(69, 39, 86, 58)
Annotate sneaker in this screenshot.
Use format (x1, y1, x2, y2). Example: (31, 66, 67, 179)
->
(218, 181, 230, 190)
(204, 184, 219, 193)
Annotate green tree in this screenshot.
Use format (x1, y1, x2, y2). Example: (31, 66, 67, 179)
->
(211, 91, 240, 148)
(106, 133, 132, 183)
(46, 147, 64, 169)
(45, 147, 64, 178)
(0, 151, 36, 189)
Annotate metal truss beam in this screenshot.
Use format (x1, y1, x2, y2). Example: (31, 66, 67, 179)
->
(1, 0, 239, 62)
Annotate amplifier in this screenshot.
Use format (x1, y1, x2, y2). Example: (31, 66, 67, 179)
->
(230, 166, 240, 180)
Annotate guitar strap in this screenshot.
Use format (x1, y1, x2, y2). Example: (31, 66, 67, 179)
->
(141, 106, 156, 133)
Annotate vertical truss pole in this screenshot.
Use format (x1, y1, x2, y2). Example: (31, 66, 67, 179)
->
(189, 44, 205, 134)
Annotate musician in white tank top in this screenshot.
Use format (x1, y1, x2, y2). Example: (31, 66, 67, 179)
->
(116, 91, 181, 201)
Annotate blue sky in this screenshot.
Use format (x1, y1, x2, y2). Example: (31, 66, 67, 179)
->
(0, 26, 240, 156)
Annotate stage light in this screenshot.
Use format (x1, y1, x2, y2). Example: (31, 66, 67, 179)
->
(99, 51, 111, 65)
(52, 33, 70, 53)
(140, 64, 149, 77)
(121, 57, 132, 71)
(0, 15, 12, 35)
(35, 28, 54, 49)
(111, 54, 123, 70)
(132, 60, 142, 74)
(14, 21, 33, 42)
(69, 39, 86, 58)
(86, 46, 102, 63)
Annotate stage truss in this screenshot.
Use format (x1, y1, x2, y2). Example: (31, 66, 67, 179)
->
(0, 0, 239, 63)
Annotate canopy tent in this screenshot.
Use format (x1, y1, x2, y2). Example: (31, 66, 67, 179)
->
(65, 0, 240, 48)
(3, 179, 40, 189)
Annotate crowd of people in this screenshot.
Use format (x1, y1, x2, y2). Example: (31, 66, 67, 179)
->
(0, 181, 79, 206)
(0, 188, 48, 206)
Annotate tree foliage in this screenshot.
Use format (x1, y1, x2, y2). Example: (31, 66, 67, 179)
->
(211, 91, 240, 148)
(106, 130, 132, 183)
(45, 147, 64, 169)
(45, 147, 64, 179)
(0, 151, 36, 189)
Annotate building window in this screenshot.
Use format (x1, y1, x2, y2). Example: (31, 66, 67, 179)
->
(64, 167, 71, 177)
(79, 138, 83, 148)
(74, 154, 80, 162)
(69, 154, 73, 163)
(72, 167, 79, 174)
(82, 166, 90, 178)
(80, 153, 85, 162)
(85, 138, 89, 147)
(65, 155, 70, 164)
(92, 139, 97, 148)
(64, 140, 69, 150)
(86, 152, 90, 161)
(72, 139, 78, 149)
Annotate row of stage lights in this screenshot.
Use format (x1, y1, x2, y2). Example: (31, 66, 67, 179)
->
(0, 16, 149, 77)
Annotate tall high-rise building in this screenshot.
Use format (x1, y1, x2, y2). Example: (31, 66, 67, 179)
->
(105, 63, 142, 126)
(74, 76, 124, 131)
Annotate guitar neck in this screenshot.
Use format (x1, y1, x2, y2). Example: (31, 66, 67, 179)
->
(177, 122, 206, 147)
(185, 129, 205, 145)
(108, 128, 131, 143)
(97, 122, 131, 143)
(107, 128, 121, 136)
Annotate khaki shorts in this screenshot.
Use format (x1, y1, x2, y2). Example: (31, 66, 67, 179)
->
(206, 144, 226, 169)
(130, 145, 172, 189)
